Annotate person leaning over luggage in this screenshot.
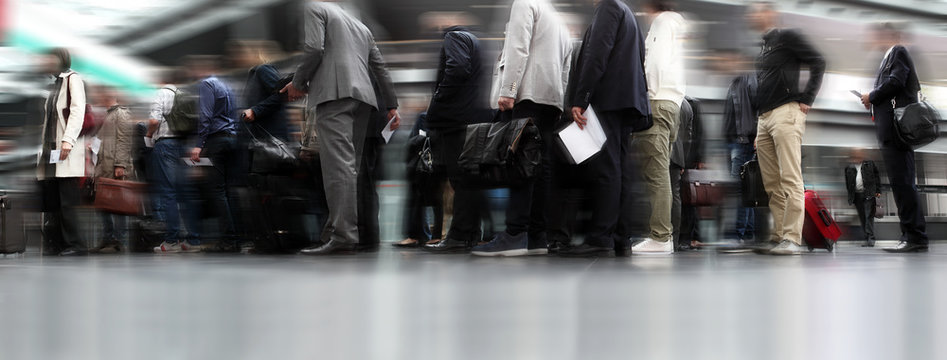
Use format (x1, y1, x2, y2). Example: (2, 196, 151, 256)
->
(36, 48, 89, 257)
(471, 0, 572, 257)
(844, 149, 881, 248)
(91, 86, 133, 254)
(746, 2, 825, 256)
(421, 24, 493, 254)
(858, 22, 928, 253)
(281, 0, 400, 255)
(629, 0, 687, 255)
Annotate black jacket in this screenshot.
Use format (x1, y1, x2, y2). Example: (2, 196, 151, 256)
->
(845, 160, 881, 204)
(755, 28, 826, 114)
(869, 45, 920, 149)
(723, 73, 758, 144)
(244, 64, 289, 141)
(569, 0, 650, 123)
(671, 96, 703, 169)
(426, 26, 489, 129)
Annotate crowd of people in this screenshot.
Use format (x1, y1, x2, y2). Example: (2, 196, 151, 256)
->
(33, 0, 931, 257)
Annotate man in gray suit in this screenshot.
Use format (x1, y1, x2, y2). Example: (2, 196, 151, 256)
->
(281, 0, 400, 255)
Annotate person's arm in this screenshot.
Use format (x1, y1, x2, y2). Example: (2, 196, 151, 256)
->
(249, 65, 284, 121)
(113, 108, 132, 177)
(291, 3, 327, 92)
(869, 47, 911, 106)
(369, 42, 401, 129)
(147, 88, 170, 137)
(497, 0, 535, 101)
(844, 167, 856, 204)
(572, 1, 621, 110)
(789, 31, 826, 106)
(61, 74, 85, 147)
(197, 80, 213, 148)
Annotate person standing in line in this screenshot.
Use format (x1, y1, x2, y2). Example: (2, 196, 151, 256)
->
(746, 2, 825, 255)
(629, 0, 687, 255)
(670, 97, 703, 252)
(858, 22, 929, 253)
(281, 0, 400, 255)
(37, 48, 88, 256)
(470, 0, 572, 257)
(91, 87, 133, 253)
(719, 50, 761, 245)
(844, 149, 881, 248)
(558, 0, 651, 257)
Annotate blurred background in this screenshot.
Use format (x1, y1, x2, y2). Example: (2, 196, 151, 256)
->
(2, 0, 947, 244)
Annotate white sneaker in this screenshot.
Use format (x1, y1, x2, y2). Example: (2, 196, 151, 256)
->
(768, 240, 804, 256)
(154, 242, 182, 254)
(180, 242, 202, 253)
(631, 238, 674, 255)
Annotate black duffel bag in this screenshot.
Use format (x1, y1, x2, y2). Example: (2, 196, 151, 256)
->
(458, 112, 542, 188)
(740, 155, 768, 208)
(247, 123, 300, 174)
(893, 96, 941, 150)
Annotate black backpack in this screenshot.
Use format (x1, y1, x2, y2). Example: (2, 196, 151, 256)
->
(166, 87, 198, 136)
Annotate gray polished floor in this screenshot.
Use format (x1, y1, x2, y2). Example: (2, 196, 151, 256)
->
(0, 243, 944, 360)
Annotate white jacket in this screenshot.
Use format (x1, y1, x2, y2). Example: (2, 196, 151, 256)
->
(491, 0, 572, 110)
(37, 71, 87, 180)
(644, 11, 687, 106)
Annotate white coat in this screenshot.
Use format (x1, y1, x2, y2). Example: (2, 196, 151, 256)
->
(37, 71, 87, 180)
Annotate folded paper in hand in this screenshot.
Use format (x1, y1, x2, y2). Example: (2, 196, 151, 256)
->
(381, 116, 396, 144)
(557, 106, 607, 164)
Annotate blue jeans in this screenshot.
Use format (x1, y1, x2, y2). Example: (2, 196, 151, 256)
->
(730, 142, 756, 241)
(151, 138, 183, 243)
(101, 212, 127, 243)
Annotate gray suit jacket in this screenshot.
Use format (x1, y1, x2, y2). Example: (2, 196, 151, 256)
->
(292, 1, 398, 110)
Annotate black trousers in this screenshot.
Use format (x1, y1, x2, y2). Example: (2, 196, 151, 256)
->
(853, 193, 876, 244)
(199, 134, 241, 243)
(430, 127, 490, 244)
(41, 177, 84, 251)
(880, 146, 927, 244)
(670, 164, 699, 248)
(505, 101, 560, 247)
(357, 136, 381, 248)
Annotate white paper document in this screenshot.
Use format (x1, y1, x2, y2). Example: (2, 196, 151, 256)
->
(49, 150, 61, 164)
(557, 106, 607, 164)
(381, 116, 396, 144)
(182, 157, 214, 167)
(144, 136, 155, 148)
(90, 137, 102, 155)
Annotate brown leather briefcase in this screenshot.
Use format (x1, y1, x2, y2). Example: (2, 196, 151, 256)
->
(93, 178, 147, 215)
(682, 170, 733, 206)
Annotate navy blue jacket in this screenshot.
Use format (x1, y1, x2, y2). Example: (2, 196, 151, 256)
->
(869, 45, 920, 149)
(427, 26, 490, 129)
(569, 0, 650, 121)
(244, 64, 289, 141)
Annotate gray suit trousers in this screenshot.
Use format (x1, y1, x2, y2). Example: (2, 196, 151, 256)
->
(314, 98, 372, 244)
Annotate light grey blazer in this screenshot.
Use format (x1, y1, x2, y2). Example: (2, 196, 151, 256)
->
(292, 1, 398, 110)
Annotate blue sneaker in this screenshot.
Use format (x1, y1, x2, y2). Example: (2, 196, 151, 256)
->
(471, 232, 528, 257)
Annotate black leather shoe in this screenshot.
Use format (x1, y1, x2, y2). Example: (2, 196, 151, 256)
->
(299, 240, 357, 255)
(614, 238, 632, 257)
(559, 243, 613, 257)
(883, 241, 928, 253)
(59, 247, 89, 256)
(42, 246, 63, 256)
(423, 237, 469, 253)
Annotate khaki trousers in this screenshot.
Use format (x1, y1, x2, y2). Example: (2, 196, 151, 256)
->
(756, 102, 806, 245)
(634, 100, 679, 243)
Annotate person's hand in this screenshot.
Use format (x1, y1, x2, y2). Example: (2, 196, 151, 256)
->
(190, 147, 202, 163)
(299, 149, 314, 163)
(799, 103, 811, 114)
(497, 97, 515, 112)
(696, 162, 706, 170)
(114, 166, 126, 179)
(242, 109, 256, 122)
(571, 107, 587, 129)
(876, 193, 882, 198)
(60, 141, 72, 161)
(147, 118, 159, 137)
(387, 109, 401, 130)
(861, 93, 871, 110)
(280, 82, 306, 102)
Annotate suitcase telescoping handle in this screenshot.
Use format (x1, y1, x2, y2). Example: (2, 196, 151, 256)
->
(818, 209, 832, 227)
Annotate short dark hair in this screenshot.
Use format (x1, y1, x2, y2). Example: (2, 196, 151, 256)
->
(47, 47, 71, 73)
(647, 0, 676, 12)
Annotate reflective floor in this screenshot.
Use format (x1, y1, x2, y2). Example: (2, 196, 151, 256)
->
(1, 242, 945, 360)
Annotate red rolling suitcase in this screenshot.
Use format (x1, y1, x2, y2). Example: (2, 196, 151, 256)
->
(802, 190, 842, 252)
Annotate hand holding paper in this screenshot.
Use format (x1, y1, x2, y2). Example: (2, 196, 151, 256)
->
(557, 106, 607, 164)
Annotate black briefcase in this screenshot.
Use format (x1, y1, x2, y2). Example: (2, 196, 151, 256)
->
(457, 112, 542, 188)
(740, 156, 768, 207)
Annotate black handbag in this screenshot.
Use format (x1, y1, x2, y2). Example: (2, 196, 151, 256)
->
(457, 112, 542, 188)
(416, 137, 434, 174)
(893, 93, 941, 150)
(247, 123, 299, 174)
